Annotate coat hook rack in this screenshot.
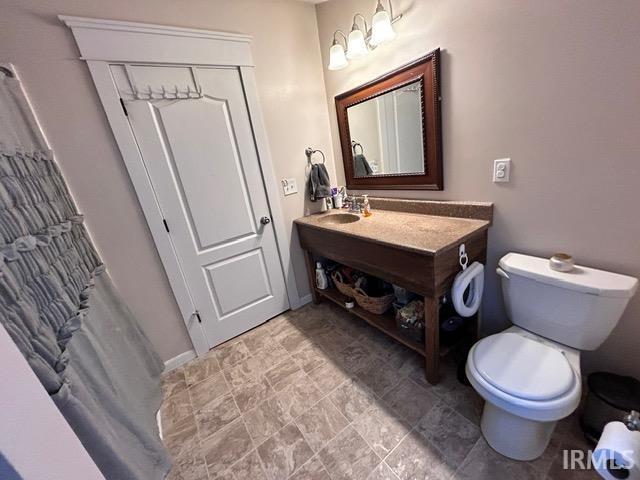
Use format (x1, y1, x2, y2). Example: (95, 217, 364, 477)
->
(305, 147, 325, 165)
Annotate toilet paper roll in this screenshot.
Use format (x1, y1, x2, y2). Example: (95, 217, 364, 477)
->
(593, 421, 640, 480)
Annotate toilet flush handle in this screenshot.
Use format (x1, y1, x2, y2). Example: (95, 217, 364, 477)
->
(496, 267, 509, 279)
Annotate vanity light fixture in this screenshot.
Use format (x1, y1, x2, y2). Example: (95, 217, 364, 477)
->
(370, 0, 398, 46)
(327, 0, 403, 70)
(346, 14, 369, 60)
(328, 30, 349, 70)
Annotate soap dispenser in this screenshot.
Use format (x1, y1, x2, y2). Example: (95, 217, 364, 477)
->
(362, 194, 372, 217)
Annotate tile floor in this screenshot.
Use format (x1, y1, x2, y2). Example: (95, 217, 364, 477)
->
(160, 303, 598, 480)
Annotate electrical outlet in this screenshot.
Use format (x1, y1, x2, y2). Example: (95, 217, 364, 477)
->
(493, 158, 511, 183)
(281, 178, 298, 196)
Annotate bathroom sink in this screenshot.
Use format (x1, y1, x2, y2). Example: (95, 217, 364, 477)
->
(318, 213, 360, 225)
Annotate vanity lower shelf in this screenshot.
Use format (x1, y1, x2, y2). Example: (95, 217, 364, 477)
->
(316, 286, 425, 355)
(316, 286, 470, 359)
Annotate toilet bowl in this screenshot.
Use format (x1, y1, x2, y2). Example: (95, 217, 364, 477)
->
(466, 253, 638, 461)
(466, 327, 582, 460)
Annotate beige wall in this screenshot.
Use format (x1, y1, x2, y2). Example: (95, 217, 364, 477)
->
(316, 0, 640, 377)
(0, 0, 333, 361)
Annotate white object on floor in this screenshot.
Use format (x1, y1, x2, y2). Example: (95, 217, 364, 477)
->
(593, 421, 640, 480)
(466, 252, 638, 461)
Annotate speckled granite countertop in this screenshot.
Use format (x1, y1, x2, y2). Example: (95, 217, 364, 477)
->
(294, 208, 490, 255)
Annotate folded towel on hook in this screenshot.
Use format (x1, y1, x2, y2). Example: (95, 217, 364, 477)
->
(308, 163, 331, 202)
(354, 153, 374, 177)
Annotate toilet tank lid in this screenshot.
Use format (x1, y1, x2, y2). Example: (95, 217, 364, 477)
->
(499, 253, 638, 298)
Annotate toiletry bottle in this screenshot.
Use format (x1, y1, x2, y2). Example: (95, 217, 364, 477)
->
(315, 262, 328, 290)
(362, 194, 372, 217)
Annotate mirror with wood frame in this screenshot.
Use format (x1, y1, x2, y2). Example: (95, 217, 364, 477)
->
(335, 49, 443, 190)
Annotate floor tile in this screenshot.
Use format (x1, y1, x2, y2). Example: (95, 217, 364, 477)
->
(367, 462, 401, 480)
(291, 342, 330, 373)
(243, 396, 293, 446)
(275, 374, 323, 418)
(289, 455, 331, 480)
(162, 368, 187, 398)
(228, 449, 268, 480)
(333, 341, 374, 373)
(161, 389, 194, 432)
(163, 414, 199, 459)
(296, 398, 350, 452)
(416, 402, 480, 466)
(232, 376, 275, 413)
(166, 449, 209, 480)
(315, 328, 357, 355)
(357, 356, 403, 397)
(383, 377, 439, 426)
(214, 340, 251, 369)
(291, 311, 334, 336)
(308, 361, 352, 393)
(252, 342, 290, 366)
(160, 307, 599, 480)
(189, 373, 229, 411)
(277, 327, 314, 354)
(195, 392, 241, 440)
(358, 327, 401, 359)
(264, 359, 304, 391)
(202, 418, 253, 472)
(329, 308, 372, 337)
(183, 356, 221, 387)
(454, 437, 541, 480)
(386, 430, 454, 480)
(223, 356, 265, 388)
(425, 359, 483, 425)
(352, 404, 411, 459)
(318, 426, 380, 480)
(240, 325, 273, 353)
(257, 423, 314, 480)
(329, 378, 377, 422)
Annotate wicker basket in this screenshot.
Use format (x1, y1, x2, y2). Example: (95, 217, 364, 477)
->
(353, 287, 395, 315)
(331, 270, 355, 297)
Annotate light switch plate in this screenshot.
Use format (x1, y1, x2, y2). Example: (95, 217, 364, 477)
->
(493, 158, 511, 183)
(282, 178, 298, 196)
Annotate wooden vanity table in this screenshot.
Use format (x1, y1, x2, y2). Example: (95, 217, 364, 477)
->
(295, 199, 492, 384)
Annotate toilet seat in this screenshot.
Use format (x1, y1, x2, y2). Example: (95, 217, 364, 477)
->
(466, 331, 582, 422)
(472, 333, 574, 401)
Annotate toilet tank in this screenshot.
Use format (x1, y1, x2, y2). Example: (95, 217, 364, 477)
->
(498, 253, 638, 350)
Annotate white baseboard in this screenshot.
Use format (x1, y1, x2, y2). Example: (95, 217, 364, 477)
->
(164, 349, 197, 372)
(290, 293, 313, 310)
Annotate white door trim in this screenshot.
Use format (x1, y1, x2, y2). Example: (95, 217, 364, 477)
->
(61, 16, 303, 355)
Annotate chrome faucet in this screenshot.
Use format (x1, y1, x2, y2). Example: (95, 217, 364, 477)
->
(346, 197, 364, 214)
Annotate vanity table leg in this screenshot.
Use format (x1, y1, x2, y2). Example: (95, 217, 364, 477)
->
(424, 296, 440, 384)
(303, 250, 321, 304)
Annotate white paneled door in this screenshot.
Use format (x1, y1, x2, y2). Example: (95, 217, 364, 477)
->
(112, 65, 288, 348)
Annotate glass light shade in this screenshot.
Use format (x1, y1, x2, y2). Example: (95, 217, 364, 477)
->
(370, 9, 396, 46)
(346, 28, 368, 60)
(328, 43, 348, 70)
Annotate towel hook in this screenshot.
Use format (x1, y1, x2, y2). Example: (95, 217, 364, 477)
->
(305, 147, 325, 165)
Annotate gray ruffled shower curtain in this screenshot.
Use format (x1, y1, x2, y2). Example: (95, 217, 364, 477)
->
(0, 69, 171, 478)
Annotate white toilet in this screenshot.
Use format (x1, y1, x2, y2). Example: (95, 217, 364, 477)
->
(466, 253, 638, 461)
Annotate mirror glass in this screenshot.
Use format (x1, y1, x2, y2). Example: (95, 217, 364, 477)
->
(347, 79, 424, 177)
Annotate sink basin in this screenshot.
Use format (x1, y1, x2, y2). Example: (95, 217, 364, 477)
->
(318, 213, 360, 225)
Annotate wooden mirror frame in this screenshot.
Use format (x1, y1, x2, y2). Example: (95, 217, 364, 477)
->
(335, 49, 443, 190)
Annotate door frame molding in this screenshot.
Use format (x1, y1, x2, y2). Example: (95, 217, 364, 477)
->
(60, 16, 302, 355)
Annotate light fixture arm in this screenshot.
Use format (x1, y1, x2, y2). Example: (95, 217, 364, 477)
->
(376, 0, 403, 23)
(332, 29, 348, 47)
(351, 13, 369, 34)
